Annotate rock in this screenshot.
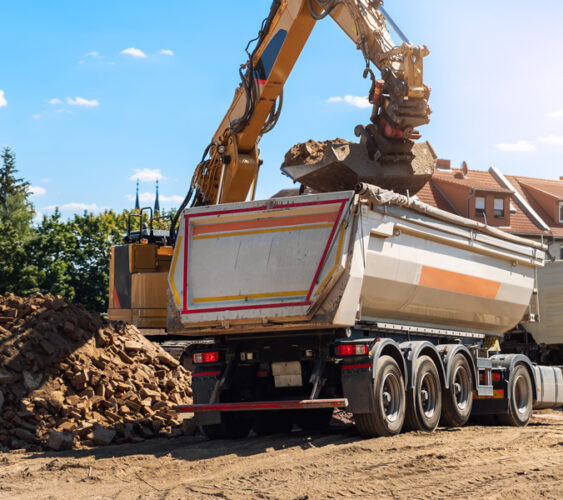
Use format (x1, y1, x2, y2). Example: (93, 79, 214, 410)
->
(46, 391, 65, 412)
(0, 390, 4, 411)
(124, 340, 143, 352)
(23, 371, 42, 391)
(92, 425, 116, 446)
(14, 428, 37, 443)
(47, 431, 73, 451)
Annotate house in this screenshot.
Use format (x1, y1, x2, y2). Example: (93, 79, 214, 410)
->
(416, 162, 563, 260)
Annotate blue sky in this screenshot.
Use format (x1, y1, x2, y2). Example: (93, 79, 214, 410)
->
(1, 1, 562, 218)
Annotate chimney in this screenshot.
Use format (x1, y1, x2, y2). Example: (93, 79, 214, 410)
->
(436, 159, 451, 170)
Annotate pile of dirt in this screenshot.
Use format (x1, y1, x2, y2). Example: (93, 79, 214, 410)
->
(0, 292, 193, 452)
(281, 139, 349, 168)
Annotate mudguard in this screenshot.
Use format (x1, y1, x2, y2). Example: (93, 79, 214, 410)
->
(400, 341, 446, 390)
(437, 344, 478, 390)
(192, 372, 222, 425)
(341, 338, 406, 414)
(490, 353, 538, 401)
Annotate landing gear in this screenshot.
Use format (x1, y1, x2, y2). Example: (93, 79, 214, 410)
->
(405, 356, 442, 432)
(441, 354, 473, 427)
(354, 355, 406, 437)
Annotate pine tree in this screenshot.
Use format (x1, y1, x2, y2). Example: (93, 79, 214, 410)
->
(0, 147, 35, 238)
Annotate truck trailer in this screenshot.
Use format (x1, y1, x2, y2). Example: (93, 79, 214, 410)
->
(166, 185, 563, 438)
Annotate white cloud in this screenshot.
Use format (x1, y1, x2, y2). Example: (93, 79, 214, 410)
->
(129, 168, 163, 182)
(66, 96, 99, 107)
(49, 98, 62, 105)
(327, 95, 371, 109)
(121, 47, 147, 59)
(126, 192, 154, 204)
(548, 109, 563, 118)
(0, 90, 7, 108)
(83, 51, 104, 59)
(32, 114, 40, 120)
(538, 135, 563, 146)
(29, 186, 46, 197)
(45, 202, 98, 212)
(159, 49, 174, 56)
(495, 141, 536, 152)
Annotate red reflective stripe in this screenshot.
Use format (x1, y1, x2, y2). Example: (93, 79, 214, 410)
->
(342, 363, 372, 371)
(181, 198, 350, 315)
(176, 398, 348, 412)
(192, 370, 220, 378)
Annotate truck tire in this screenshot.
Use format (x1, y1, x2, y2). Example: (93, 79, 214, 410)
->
(497, 364, 533, 427)
(405, 355, 442, 432)
(200, 412, 253, 440)
(441, 354, 473, 427)
(295, 408, 334, 432)
(253, 411, 294, 435)
(354, 355, 405, 437)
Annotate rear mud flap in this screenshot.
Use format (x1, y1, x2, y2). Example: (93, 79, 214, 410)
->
(193, 375, 222, 426)
(341, 365, 375, 414)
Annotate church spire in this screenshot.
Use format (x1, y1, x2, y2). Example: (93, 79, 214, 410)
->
(134, 179, 140, 211)
(154, 179, 160, 214)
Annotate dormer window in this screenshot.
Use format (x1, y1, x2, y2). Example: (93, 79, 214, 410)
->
(559, 202, 563, 223)
(494, 198, 505, 218)
(475, 197, 485, 217)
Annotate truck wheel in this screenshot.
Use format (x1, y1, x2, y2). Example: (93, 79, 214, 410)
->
(201, 412, 253, 440)
(295, 408, 334, 432)
(441, 354, 473, 427)
(405, 355, 442, 432)
(497, 365, 533, 427)
(253, 411, 294, 435)
(354, 355, 405, 437)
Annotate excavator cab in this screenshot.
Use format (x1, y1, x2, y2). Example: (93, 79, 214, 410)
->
(108, 208, 172, 329)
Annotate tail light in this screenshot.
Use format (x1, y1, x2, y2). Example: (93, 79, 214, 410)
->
(337, 344, 369, 356)
(492, 371, 501, 383)
(193, 351, 219, 364)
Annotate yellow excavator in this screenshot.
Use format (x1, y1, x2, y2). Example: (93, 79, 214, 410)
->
(108, 0, 434, 330)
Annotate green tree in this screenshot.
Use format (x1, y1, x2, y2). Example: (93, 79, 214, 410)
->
(0, 147, 34, 239)
(28, 210, 77, 300)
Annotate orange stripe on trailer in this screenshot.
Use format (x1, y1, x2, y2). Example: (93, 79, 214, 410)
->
(419, 266, 501, 299)
(193, 223, 333, 240)
(192, 211, 338, 236)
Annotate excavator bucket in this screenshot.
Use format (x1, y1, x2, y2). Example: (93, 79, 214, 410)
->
(281, 138, 436, 196)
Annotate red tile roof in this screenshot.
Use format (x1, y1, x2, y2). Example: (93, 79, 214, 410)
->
(432, 169, 512, 194)
(416, 181, 460, 214)
(420, 168, 557, 237)
(505, 175, 563, 237)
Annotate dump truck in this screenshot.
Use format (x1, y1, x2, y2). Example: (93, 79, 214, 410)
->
(109, 1, 563, 438)
(165, 184, 563, 438)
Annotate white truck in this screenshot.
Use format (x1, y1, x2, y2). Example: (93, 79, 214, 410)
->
(170, 184, 563, 438)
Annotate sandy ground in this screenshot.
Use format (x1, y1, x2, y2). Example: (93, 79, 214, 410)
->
(1, 411, 563, 500)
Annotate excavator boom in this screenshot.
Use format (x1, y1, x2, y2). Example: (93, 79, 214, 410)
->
(188, 0, 433, 209)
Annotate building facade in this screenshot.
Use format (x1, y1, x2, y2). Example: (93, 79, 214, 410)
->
(417, 164, 563, 261)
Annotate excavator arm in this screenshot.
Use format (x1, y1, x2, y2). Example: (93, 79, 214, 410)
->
(186, 0, 432, 210)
